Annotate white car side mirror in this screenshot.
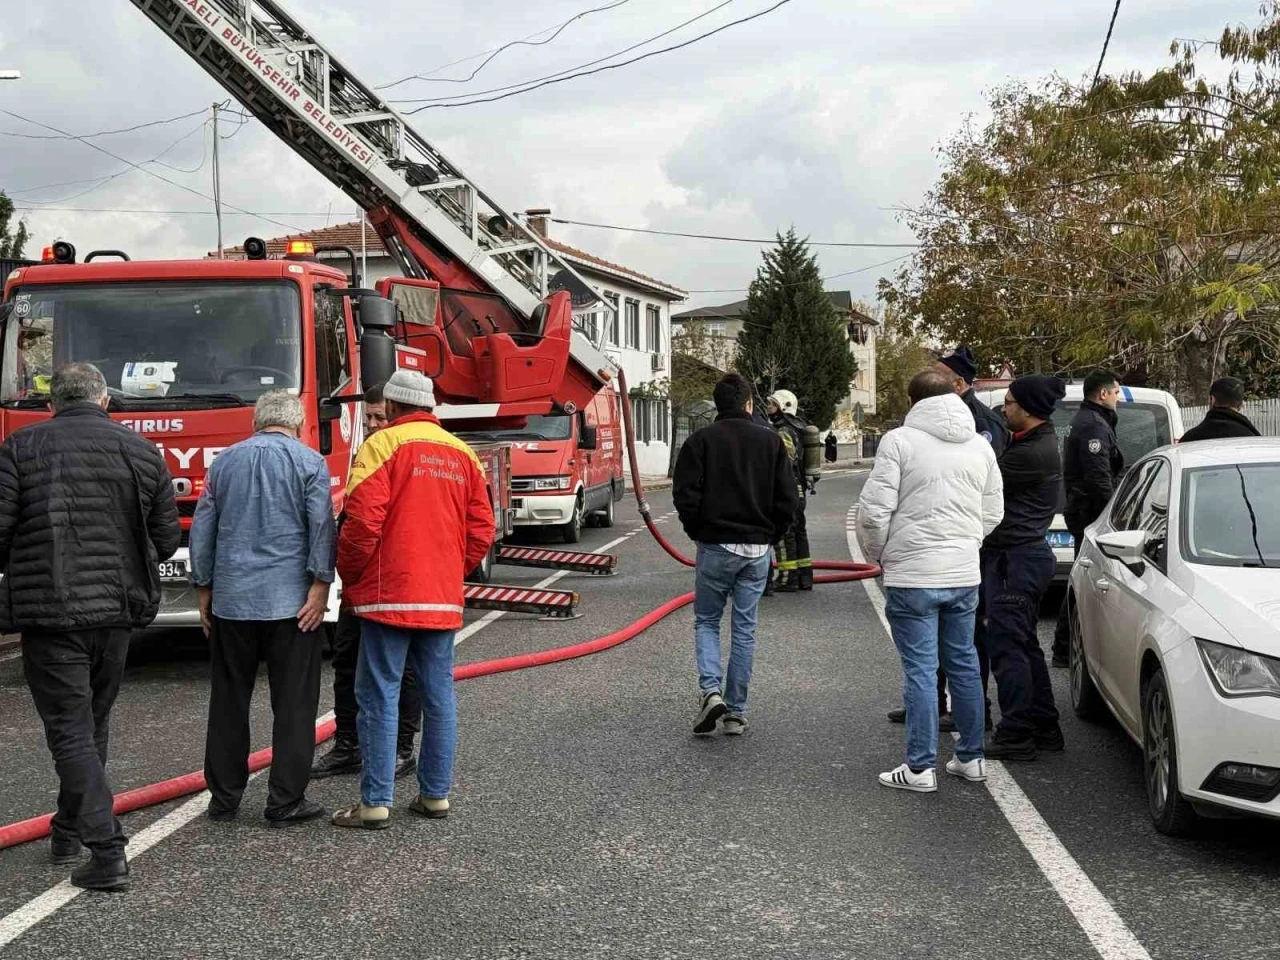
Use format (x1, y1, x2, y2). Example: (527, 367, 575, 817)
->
(1097, 529, 1148, 574)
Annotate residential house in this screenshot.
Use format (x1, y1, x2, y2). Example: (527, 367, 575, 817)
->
(215, 214, 686, 477)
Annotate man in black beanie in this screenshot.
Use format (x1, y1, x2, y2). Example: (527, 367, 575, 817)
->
(983, 375, 1067, 760)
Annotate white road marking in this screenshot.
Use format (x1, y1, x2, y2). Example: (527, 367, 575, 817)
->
(844, 506, 1151, 960)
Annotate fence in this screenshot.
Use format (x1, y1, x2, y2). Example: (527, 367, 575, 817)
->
(1182, 399, 1280, 437)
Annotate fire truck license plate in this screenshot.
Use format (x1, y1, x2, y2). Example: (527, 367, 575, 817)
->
(158, 560, 188, 582)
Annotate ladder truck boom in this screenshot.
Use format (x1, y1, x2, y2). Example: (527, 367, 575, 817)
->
(129, 0, 618, 418)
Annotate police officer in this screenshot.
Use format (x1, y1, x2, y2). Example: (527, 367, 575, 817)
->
(1051, 369, 1125, 665)
(767, 390, 813, 592)
(984, 375, 1067, 761)
(889, 347, 1008, 728)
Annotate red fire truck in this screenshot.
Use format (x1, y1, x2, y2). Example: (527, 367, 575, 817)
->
(0, 0, 627, 624)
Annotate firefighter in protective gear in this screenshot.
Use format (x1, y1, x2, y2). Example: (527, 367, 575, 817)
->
(767, 390, 813, 592)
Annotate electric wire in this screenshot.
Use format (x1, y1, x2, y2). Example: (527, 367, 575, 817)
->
(1091, 0, 1123, 88)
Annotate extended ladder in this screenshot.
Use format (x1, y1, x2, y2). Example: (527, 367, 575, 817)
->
(128, 0, 614, 383)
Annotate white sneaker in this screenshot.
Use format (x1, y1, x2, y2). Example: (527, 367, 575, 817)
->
(945, 757, 988, 783)
(878, 763, 937, 793)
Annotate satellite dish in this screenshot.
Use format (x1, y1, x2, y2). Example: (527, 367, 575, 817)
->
(549, 269, 598, 308)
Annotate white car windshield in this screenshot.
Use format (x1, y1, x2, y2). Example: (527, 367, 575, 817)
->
(1182, 463, 1280, 568)
(1050, 401, 1173, 466)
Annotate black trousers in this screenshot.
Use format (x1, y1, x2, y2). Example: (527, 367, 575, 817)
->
(23, 628, 130, 858)
(331, 609, 420, 751)
(985, 543, 1059, 740)
(204, 617, 322, 819)
(776, 495, 811, 582)
(1052, 522, 1086, 658)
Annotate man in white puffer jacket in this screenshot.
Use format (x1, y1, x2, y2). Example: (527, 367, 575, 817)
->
(857, 370, 1004, 794)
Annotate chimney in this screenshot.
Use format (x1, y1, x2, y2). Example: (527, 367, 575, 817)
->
(525, 208, 551, 239)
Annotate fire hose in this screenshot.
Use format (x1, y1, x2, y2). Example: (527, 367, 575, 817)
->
(0, 372, 877, 851)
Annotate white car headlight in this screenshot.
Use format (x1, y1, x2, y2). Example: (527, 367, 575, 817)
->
(1197, 638, 1280, 698)
(533, 476, 571, 491)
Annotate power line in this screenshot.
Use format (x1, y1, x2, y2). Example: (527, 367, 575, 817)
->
(1091, 0, 1123, 88)
(552, 217, 919, 248)
(0, 109, 304, 233)
(378, 0, 632, 90)
(393, 0, 739, 107)
(683, 254, 912, 294)
(0, 106, 211, 141)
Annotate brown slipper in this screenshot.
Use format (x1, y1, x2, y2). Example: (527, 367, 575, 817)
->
(408, 795, 449, 819)
(331, 803, 391, 830)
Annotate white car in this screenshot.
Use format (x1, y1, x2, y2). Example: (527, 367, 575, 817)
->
(1065, 438, 1280, 834)
(976, 384, 1184, 580)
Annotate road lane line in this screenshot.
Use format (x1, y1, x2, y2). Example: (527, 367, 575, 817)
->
(843, 506, 1152, 960)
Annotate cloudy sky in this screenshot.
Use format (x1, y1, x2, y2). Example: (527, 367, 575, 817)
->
(0, 0, 1254, 309)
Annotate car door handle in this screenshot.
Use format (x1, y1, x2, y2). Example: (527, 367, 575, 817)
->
(1094, 577, 1111, 593)
(1078, 558, 1093, 570)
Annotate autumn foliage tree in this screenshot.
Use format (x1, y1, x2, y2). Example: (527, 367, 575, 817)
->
(0, 192, 29, 260)
(882, 4, 1280, 400)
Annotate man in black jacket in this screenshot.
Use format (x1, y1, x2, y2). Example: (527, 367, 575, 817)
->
(0, 363, 180, 891)
(674, 374, 798, 737)
(1181, 377, 1261, 442)
(983, 376, 1067, 761)
(1051, 369, 1125, 665)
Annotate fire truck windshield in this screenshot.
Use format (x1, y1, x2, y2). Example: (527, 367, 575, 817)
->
(484, 414, 573, 441)
(1, 281, 302, 407)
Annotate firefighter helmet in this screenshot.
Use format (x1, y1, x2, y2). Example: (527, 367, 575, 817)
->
(767, 389, 798, 416)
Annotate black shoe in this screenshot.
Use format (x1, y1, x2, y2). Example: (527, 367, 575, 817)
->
(797, 569, 814, 591)
(70, 855, 130, 892)
(50, 836, 83, 867)
(1051, 653, 1070, 668)
(774, 580, 799, 593)
(267, 798, 327, 828)
(206, 803, 238, 823)
(938, 714, 957, 733)
(310, 741, 361, 779)
(395, 751, 418, 780)
(887, 708, 906, 724)
(1034, 725, 1066, 752)
(985, 737, 1038, 762)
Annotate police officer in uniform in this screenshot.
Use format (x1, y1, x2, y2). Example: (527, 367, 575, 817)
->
(1051, 369, 1125, 665)
(767, 390, 813, 592)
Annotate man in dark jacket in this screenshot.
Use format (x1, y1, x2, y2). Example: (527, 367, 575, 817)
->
(0, 363, 180, 891)
(1181, 377, 1261, 442)
(1051, 369, 1125, 665)
(984, 376, 1067, 761)
(674, 373, 798, 737)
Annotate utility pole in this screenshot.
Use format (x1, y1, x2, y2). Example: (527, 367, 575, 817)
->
(211, 102, 224, 259)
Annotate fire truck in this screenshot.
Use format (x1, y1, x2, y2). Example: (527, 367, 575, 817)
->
(0, 0, 626, 625)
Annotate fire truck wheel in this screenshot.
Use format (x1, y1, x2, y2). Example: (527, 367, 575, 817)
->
(562, 493, 585, 544)
(595, 494, 615, 529)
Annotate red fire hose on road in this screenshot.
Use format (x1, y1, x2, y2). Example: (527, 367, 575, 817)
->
(0, 372, 877, 852)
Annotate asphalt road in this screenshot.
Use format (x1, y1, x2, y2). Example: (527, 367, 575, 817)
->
(2, 471, 1279, 959)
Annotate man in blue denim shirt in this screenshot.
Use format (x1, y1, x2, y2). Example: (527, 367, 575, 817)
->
(190, 391, 336, 827)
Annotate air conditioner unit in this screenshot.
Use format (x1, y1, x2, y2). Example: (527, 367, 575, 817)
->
(651, 352, 667, 372)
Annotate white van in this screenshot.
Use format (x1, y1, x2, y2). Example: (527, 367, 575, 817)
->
(974, 383, 1185, 581)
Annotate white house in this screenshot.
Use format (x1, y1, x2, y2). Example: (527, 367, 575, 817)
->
(217, 214, 686, 477)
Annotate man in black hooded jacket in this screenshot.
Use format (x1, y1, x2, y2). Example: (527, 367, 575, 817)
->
(0, 363, 180, 891)
(1181, 377, 1261, 443)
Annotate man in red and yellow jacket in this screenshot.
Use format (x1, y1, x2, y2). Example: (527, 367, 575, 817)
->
(332, 369, 494, 831)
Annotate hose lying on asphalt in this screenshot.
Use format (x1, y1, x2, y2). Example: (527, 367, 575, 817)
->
(0, 372, 878, 852)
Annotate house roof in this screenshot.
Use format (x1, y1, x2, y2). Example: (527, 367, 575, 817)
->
(673, 291, 876, 323)
(213, 222, 686, 300)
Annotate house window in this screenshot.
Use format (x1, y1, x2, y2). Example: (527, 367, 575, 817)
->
(707, 321, 727, 338)
(647, 305, 663, 354)
(604, 293, 619, 346)
(625, 299, 640, 349)
(637, 398, 669, 444)
(576, 311, 598, 344)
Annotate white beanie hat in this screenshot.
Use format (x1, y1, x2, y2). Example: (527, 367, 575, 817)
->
(382, 369, 436, 409)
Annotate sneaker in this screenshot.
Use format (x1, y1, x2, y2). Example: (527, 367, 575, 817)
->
(1033, 725, 1066, 752)
(331, 802, 391, 830)
(394, 751, 418, 780)
(985, 737, 1038, 762)
(693, 690, 728, 735)
(408, 794, 450, 819)
(722, 714, 747, 736)
(70, 855, 130, 892)
(945, 757, 988, 782)
(310, 740, 361, 780)
(50, 835, 83, 867)
(877, 764, 937, 793)
(886, 708, 906, 724)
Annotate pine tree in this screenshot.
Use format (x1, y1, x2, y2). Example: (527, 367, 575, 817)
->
(735, 229, 856, 429)
(0, 192, 29, 260)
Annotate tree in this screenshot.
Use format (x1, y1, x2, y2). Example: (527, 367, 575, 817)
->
(881, 4, 1280, 402)
(660, 323, 727, 475)
(870, 330, 935, 429)
(0, 192, 29, 260)
(736, 229, 856, 428)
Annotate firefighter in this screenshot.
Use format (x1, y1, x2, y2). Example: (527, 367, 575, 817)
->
(767, 389, 813, 592)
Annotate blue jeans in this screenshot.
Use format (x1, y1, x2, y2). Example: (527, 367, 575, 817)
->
(885, 587, 985, 770)
(355, 620, 456, 807)
(694, 544, 771, 714)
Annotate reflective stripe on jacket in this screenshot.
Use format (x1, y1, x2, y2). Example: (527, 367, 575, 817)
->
(337, 411, 495, 631)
